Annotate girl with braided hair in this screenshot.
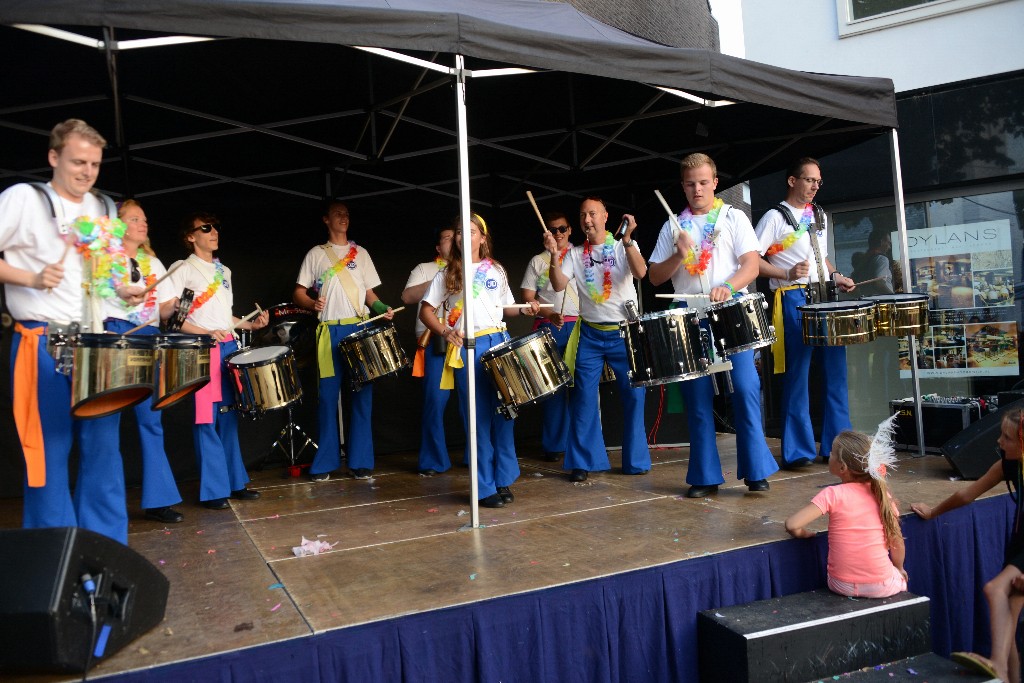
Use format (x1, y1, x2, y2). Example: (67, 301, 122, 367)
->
(786, 416, 907, 599)
(912, 407, 1024, 682)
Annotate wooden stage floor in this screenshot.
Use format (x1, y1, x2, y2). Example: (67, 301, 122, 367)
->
(0, 436, 993, 681)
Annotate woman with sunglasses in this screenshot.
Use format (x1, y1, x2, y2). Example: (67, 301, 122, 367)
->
(160, 212, 268, 510)
(521, 211, 579, 463)
(76, 199, 186, 535)
(420, 213, 539, 508)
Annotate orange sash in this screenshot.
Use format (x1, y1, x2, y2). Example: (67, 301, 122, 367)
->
(12, 324, 46, 487)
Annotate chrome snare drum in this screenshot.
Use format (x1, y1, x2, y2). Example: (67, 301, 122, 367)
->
(860, 293, 929, 337)
(797, 300, 877, 346)
(705, 292, 775, 356)
(153, 333, 215, 410)
(71, 334, 156, 419)
(224, 345, 302, 413)
(480, 328, 571, 419)
(337, 322, 409, 391)
(620, 309, 710, 387)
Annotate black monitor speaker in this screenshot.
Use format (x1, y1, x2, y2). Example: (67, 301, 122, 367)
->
(0, 527, 169, 673)
(941, 399, 1024, 480)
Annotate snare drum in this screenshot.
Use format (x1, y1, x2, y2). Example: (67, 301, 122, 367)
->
(337, 322, 409, 390)
(153, 333, 216, 410)
(71, 334, 156, 419)
(224, 345, 302, 413)
(797, 301, 877, 346)
(620, 309, 710, 387)
(860, 293, 929, 337)
(256, 303, 317, 348)
(705, 292, 775, 356)
(480, 329, 571, 418)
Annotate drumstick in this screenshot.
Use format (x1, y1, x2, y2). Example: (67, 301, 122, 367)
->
(231, 308, 262, 331)
(138, 260, 184, 296)
(655, 293, 711, 300)
(123, 318, 159, 335)
(654, 189, 684, 241)
(359, 305, 406, 326)
(45, 241, 75, 294)
(510, 303, 553, 309)
(852, 275, 886, 287)
(525, 191, 548, 234)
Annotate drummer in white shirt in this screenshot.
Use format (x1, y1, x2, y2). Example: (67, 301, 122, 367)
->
(161, 212, 268, 510)
(521, 211, 579, 463)
(648, 152, 778, 499)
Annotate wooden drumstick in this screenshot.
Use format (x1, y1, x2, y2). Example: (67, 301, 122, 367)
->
(654, 189, 684, 242)
(655, 293, 710, 300)
(359, 305, 406, 326)
(45, 241, 74, 295)
(138, 260, 184, 296)
(510, 303, 553, 309)
(123, 318, 160, 335)
(526, 191, 549, 234)
(231, 308, 262, 331)
(852, 275, 886, 287)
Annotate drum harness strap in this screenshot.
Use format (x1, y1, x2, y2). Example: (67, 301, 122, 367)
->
(316, 244, 368, 379)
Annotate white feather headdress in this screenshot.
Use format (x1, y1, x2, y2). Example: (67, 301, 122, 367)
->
(866, 414, 899, 480)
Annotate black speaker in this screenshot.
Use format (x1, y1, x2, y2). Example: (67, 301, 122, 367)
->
(0, 527, 169, 673)
(941, 399, 1024, 480)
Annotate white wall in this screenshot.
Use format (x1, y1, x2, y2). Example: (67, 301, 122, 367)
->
(741, 0, 1024, 92)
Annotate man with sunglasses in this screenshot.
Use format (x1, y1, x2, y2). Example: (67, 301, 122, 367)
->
(648, 152, 778, 498)
(161, 213, 269, 510)
(293, 200, 394, 481)
(522, 211, 579, 463)
(755, 157, 855, 469)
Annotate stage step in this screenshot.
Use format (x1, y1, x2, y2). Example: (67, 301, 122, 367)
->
(697, 589, 931, 682)
(810, 652, 995, 682)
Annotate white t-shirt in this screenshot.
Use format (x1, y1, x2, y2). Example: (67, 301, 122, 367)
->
(0, 183, 99, 322)
(520, 250, 580, 317)
(295, 242, 381, 321)
(755, 202, 831, 291)
(648, 203, 759, 295)
(98, 251, 169, 327)
(558, 238, 638, 323)
(423, 261, 514, 334)
(162, 254, 235, 332)
(405, 260, 447, 335)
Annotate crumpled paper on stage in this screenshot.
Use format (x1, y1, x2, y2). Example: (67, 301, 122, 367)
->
(292, 536, 338, 557)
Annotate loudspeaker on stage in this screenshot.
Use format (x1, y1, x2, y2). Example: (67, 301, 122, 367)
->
(941, 399, 1024, 480)
(0, 527, 169, 673)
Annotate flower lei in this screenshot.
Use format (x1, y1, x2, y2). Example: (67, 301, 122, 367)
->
(434, 256, 447, 269)
(315, 242, 359, 291)
(72, 215, 131, 300)
(535, 246, 570, 290)
(765, 204, 816, 256)
(583, 233, 615, 303)
(679, 198, 724, 276)
(446, 258, 493, 327)
(188, 258, 225, 315)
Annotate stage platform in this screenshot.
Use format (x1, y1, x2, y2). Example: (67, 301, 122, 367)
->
(0, 436, 1009, 682)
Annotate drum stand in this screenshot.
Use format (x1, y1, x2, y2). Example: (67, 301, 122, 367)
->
(262, 404, 318, 473)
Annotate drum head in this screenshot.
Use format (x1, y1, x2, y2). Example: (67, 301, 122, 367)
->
(861, 293, 929, 303)
(156, 333, 216, 349)
(342, 322, 396, 344)
(480, 329, 545, 361)
(798, 301, 876, 312)
(75, 333, 156, 349)
(226, 345, 290, 366)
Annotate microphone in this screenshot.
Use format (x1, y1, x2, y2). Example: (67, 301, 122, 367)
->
(614, 217, 629, 239)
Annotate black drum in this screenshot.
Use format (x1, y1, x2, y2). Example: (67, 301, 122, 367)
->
(705, 292, 776, 357)
(254, 303, 317, 366)
(620, 309, 711, 387)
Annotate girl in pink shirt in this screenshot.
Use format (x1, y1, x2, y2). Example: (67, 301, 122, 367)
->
(785, 425, 907, 598)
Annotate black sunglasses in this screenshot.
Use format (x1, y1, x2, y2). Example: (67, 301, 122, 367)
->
(193, 223, 220, 233)
(548, 225, 570, 234)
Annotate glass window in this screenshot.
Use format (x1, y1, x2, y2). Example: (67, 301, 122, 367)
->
(850, 0, 938, 20)
(833, 189, 1024, 432)
(836, 0, 1007, 37)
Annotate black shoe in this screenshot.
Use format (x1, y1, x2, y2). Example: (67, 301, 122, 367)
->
(310, 471, 331, 482)
(685, 484, 719, 499)
(745, 479, 770, 492)
(418, 469, 439, 476)
(350, 468, 373, 480)
(231, 488, 261, 500)
(569, 469, 588, 483)
(497, 486, 514, 504)
(144, 506, 184, 523)
(543, 451, 564, 462)
(782, 457, 813, 470)
(623, 468, 649, 475)
(480, 493, 505, 508)
(201, 498, 230, 510)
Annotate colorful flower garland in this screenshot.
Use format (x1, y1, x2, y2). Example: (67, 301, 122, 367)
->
(315, 242, 359, 292)
(583, 233, 615, 303)
(765, 204, 816, 256)
(188, 258, 225, 315)
(434, 256, 447, 269)
(73, 215, 131, 301)
(535, 246, 570, 290)
(446, 258, 493, 327)
(680, 197, 724, 276)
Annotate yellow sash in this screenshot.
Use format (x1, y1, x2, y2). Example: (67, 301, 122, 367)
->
(316, 318, 363, 379)
(564, 318, 619, 378)
(771, 285, 805, 374)
(440, 326, 503, 390)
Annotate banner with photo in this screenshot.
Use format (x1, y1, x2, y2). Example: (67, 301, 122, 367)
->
(892, 220, 1018, 378)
